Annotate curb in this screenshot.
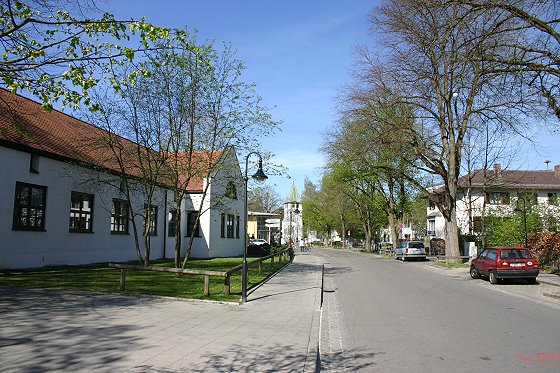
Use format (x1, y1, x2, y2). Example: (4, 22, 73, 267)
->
(303, 260, 323, 373)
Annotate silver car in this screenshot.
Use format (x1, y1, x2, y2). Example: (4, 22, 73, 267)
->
(396, 241, 426, 261)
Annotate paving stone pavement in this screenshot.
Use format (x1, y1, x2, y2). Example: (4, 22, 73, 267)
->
(0, 253, 323, 373)
(318, 264, 354, 373)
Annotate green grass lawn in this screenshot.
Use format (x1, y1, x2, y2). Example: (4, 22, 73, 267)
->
(0, 256, 289, 302)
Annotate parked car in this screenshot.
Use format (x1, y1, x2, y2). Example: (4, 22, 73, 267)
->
(395, 241, 426, 261)
(470, 247, 539, 284)
(249, 239, 267, 246)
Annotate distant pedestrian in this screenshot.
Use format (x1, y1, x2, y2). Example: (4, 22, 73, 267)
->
(299, 239, 305, 252)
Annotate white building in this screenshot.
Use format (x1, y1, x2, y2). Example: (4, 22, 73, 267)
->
(281, 183, 303, 245)
(0, 90, 245, 269)
(427, 163, 560, 240)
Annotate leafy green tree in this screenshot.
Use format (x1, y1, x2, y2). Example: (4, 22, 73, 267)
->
(301, 177, 337, 240)
(0, 0, 192, 110)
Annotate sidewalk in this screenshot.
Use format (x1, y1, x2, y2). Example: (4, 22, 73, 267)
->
(0, 253, 323, 372)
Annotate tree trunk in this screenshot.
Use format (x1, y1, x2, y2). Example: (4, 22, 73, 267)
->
(445, 207, 461, 263)
(388, 211, 399, 251)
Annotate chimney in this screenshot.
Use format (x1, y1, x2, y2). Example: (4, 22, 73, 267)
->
(555, 165, 560, 177)
(493, 163, 502, 174)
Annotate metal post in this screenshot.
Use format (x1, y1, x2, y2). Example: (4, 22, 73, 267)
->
(242, 152, 267, 303)
(521, 197, 528, 247)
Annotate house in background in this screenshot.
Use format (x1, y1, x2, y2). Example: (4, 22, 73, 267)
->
(427, 163, 560, 245)
(0, 89, 245, 269)
(247, 211, 281, 244)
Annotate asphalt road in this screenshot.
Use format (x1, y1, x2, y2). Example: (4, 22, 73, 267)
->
(315, 248, 560, 373)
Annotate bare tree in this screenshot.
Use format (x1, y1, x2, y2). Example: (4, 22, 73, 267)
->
(359, 0, 545, 261)
(451, 0, 560, 117)
(248, 184, 282, 213)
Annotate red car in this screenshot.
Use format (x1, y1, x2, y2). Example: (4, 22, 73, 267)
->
(470, 247, 539, 284)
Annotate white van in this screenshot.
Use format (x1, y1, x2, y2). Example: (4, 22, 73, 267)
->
(395, 241, 426, 261)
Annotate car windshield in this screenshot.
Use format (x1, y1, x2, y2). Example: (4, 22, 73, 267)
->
(500, 249, 532, 259)
(408, 242, 424, 248)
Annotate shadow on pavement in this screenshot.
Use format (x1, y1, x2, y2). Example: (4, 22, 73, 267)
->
(0, 286, 148, 371)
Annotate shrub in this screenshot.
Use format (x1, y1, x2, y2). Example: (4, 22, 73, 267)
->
(529, 232, 560, 270)
(247, 243, 271, 257)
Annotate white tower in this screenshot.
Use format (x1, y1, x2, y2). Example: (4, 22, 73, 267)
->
(281, 183, 303, 245)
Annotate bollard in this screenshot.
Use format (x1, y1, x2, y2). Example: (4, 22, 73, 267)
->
(224, 275, 230, 296)
(120, 269, 126, 291)
(204, 275, 210, 297)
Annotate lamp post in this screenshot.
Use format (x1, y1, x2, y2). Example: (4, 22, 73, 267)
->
(514, 196, 528, 247)
(242, 152, 267, 303)
(293, 202, 300, 243)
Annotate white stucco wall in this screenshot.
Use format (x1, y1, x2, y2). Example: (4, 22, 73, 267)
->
(0, 145, 245, 268)
(427, 189, 560, 240)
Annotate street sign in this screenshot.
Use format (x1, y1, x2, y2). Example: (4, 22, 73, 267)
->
(265, 219, 281, 224)
(265, 223, 280, 228)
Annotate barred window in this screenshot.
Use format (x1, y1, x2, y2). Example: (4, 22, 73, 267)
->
(111, 199, 129, 234)
(13, 182, 47, 231)
(187, 211, 200, 237)
(69, 192, 93, 233)
(144, 204, 158, 236)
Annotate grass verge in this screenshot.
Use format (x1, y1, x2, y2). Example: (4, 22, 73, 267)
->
(434, 261, 469, 268)
(0, 257, 289, 302)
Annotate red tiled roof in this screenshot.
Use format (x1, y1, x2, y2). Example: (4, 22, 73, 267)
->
(459, 164, 560, 191)
(0, 89, 223, 191)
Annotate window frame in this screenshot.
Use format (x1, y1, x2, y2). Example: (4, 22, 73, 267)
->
(69, 191, 94, 233)
(12, 182, 47, 231)
(235, 215, 240, 239)
(485, 192, 510, 205)
(143, 204, 158, 236)
(168, 209, 177, 237)
(111, 199, 129, 234)
(225, 181, 238, 199)
(226, 214, 235, 238)
(186, 210, 200, 238)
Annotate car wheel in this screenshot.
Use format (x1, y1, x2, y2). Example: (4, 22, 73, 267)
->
(470, 267, 480, 279)
(489, 271, 498, 284)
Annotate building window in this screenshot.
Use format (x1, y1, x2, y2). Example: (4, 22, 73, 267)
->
(548, 193, 558, 205)
(225, 181, 237, 199)
(227, 214, 235, 238)
(13, 182, 47, 231)
(428, 219, 435, 236)
(221, 213, 226, 238)
(29, 154, 39, 173)
(144, 204, 158, 236)
(111, 199, 129, 234)
(236, 215, 240, 239)
(186, 211, 200, 237)
(69, 192, 93, 233)
(485, 192, 510, 205)
(168, 209, 177, 237)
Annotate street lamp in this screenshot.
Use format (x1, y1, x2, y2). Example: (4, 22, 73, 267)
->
(242, 152, 267, 303)
(513, 196, 528, 247)
(293, 202, 300, 242)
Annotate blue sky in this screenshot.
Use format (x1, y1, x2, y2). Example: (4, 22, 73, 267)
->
(106, 0, 378, 200)
(106, 1, 560, 199)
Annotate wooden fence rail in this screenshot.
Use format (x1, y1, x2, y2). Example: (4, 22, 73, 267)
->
(108, 263, 227, 297)
(108, 248, 292, 298)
